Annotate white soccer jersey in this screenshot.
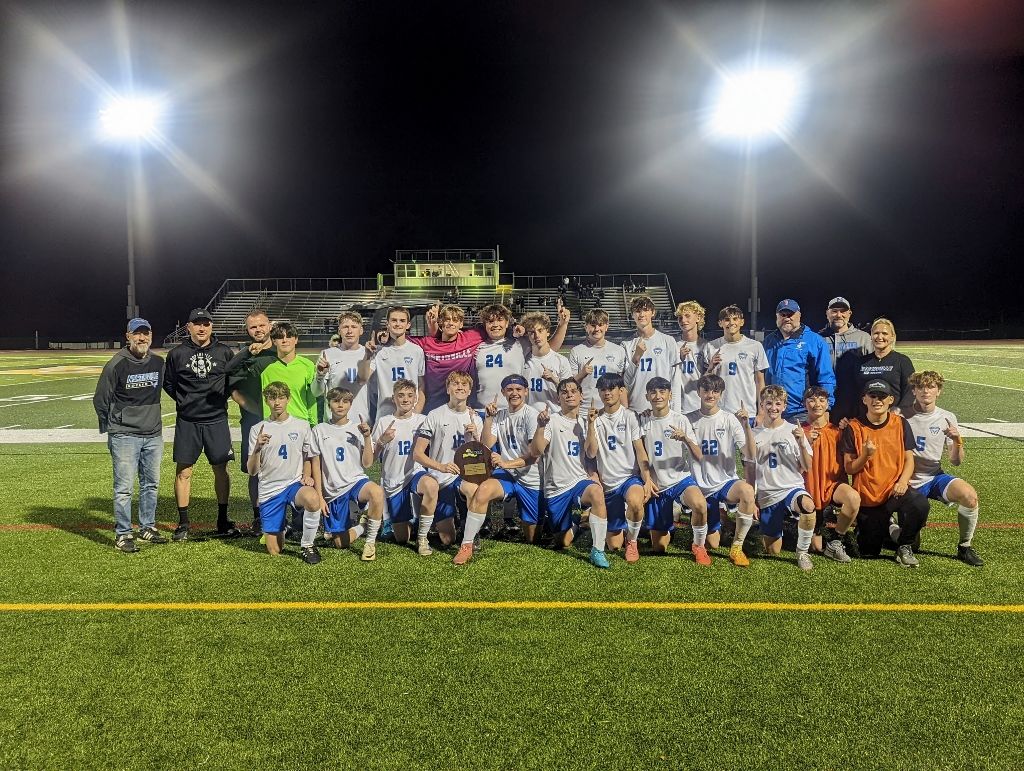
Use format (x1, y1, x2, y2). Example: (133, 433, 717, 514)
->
(417, 404, 484, 488)
(369, 341, 425, 418)
(705, 336, 768, 414)
(676, 337, 711, 414)
(314, 346, 370, 421)
(311, 421, 369, 500)
(686, 408, 748, 494)
(753, 421, 811, 507)
(540, 412, 589, 497)
(591, 408, 641, 491)
(640, 410, 697, 488)
(371, 412, 426, 496)
(475, 338, 527, 408)
(523, 349, 572, 414)
(568, 341, 627, 413)
(622, 330, 681, 411)
(492, 403, 541, 489)
(906, 406, 958, 488)
(249, 416, 313, 503)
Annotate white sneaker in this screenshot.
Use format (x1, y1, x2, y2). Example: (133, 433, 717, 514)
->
(796, 551, 813, 572)
(417, 538, 433, 557)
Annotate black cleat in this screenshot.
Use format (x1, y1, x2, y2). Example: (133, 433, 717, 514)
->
(957, 545, 984, 567)
(301, 545, 322, 565)
(215, 520, 241, 538)
(115, 534, 139, 553)
(172, 525, 190, 542)
(249, 519, 262, 536)
(137, 527, 168, 544)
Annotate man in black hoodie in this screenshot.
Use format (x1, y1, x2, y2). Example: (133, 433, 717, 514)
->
(163, 308, 238, 540)
(93, 318, 168, 553)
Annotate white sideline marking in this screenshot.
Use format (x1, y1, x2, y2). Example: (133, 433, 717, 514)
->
(0, 427, 243, 444)
(960, 423, 1024, 438)
(988, 418, 1009, 423)
(912, 358, 1024, 371)
(0, 425, 21, 430)
(53, 424, 73, 429)
(945, 379, 1024, 392)
(0, 392, 94, 408)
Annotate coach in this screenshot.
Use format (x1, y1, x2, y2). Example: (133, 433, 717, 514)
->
(820, 296, 872, 370)
(93, 317, 168, 553)
(763, 299, 836, 421)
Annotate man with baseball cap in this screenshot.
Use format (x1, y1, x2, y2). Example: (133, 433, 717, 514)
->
(820, 296, 871, 370)
(763, 299, 836, 422)
(93, 317, 168, 552)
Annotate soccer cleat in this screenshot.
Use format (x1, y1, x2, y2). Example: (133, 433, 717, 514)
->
(137, 528, 166, 544)
(249, 518, 262, 536)
(171, 525, 189, 542)
(114, 534, 139, 553)
(453, 543, 474, 566)
(589, 548, 610, 569)
(301, 546, 322, 565)
(957, 545, 984, 567)
(360, 542, 376, 562)
(416, 538, 434, 557)
(691, 544, 712, 567)
(729, 545, 750, 567)
(796, 552, 814, 572)
(216, 520, 241, 537)
(823, 539, 852, 563)
(380, 519, 394, 541)
(624, 539, 640, 564)
(895, 545, 919, 568)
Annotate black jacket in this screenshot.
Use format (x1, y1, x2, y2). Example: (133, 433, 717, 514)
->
(835, 349, 916, 420)
(93, 347, 164, 435)
(163, 336, 236, 423)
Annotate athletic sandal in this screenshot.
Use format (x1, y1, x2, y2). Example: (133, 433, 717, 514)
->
(957, 545, 984, 567)
(417, 538, 434, 557)
(172, 525, 190, 542)
(360, 542, 376, 562)
(137, 527, 168, 544)
(453, 543, 474, 566)
(589, 548, 610, 569)
(691, 544, 712, 566)
(114, 534, 139, 553)
(624, 539, 640, 564)
(729, 545, 750, 567)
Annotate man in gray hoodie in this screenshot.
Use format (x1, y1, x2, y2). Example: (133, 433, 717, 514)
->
(820, 296, 872, 370)
(93, 318, 168, 553)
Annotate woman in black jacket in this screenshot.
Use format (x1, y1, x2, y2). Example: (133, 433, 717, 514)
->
(835, 317, 915, 420)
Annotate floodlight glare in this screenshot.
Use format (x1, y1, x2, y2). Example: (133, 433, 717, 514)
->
(98, 94, 166, 142)
(705, 60, 805, 147)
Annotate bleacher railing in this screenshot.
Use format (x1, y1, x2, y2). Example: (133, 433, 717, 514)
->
(513, 273, 672, 290)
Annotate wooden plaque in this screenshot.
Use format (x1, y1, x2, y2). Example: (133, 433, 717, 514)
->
(454, 441, 493, 484)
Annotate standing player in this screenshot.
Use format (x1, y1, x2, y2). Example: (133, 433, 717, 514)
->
(904, 371, 984, 566)
(569, 308, 627, 419)
(473, 304, 528, 409)
(310, 388, 385, 561)
(637, 377, 709, 563)
(674, 300, 710, 414)
(622, 295, 681, 410)
(753, 385, 817, 571)
(686, 374, 758, 566)
(521, 312, 573, 414)
(358, 305, 426, 418)
(314, 312, 371, 423)
(529, 378, 612, 568)
(705, 305, 767, 417)
(371, 380, 438, 556)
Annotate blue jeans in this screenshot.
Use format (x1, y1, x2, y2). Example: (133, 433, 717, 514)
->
(108, 433, 164, 536)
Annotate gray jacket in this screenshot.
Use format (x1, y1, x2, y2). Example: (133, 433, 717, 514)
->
(820, 326, 872, 369)
(93, 347, 165, 436)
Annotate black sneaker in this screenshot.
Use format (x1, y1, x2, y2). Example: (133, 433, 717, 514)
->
(301, 545, 322, 565)
(957, 545, 984, 567)
(115, 534, 139, 553)
(216, 520, 241, 537)
(137, 527, 168, 544)
(172, 525, 190, 542)
(249, 518, 262, 536)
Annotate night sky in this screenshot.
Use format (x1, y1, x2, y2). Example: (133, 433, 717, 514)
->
(2, 0, 1022, 340)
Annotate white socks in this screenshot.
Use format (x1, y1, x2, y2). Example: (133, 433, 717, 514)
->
(364, 518, 381, 546)
(417, 515, 434, 542)
(796, 526, 814, 554)
(692, 523, 708, 548)
(590, 516, 608, 552)
(462, 511, 487, 545)
(958, 506, 979, 547)
(300, 509, 320, 548)
(734, 513, 753, 547)
(626, 520, 641, 544)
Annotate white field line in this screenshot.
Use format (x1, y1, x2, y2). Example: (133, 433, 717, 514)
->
(0, 425, 21, 429)
(945, 379, 1024, 392)
(53, 424, 74, 429)
(0, 393, 93, 409)
(908, 357, 1024, 371)
(0, 427, 243, 443)
(988, 418, 1009, 423)
(0, 375, 100, 388)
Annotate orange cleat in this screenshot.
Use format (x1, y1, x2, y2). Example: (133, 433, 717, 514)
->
(624, 539, 640, 564)
(691, 544, 712, 566)
(452, 542, 474, 566)
(729, 545, 750, 567)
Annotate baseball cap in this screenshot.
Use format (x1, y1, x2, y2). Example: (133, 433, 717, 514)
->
(776, 299, 801, 314)
(862, 379, 894, 396)
(188, 308, 213, 323)
(127, 317, 151, 333)
(827, 296, 851, 310)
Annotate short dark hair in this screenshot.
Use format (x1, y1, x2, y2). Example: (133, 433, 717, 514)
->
(556, 377, 581, 395)
(270, 321, 299, 340)
(326, 388, 354, 403)
(803, 386, 829, 401)
(645, 376, 672, 393)
(697, 374, 725, 393)
(596, 372, 625, 391)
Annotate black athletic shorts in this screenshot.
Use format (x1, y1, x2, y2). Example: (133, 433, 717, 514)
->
(173, 417, 234, 466)
(239, 410, 262, 472)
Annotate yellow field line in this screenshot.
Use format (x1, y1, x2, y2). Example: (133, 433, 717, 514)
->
(0, 600, 1022, 613)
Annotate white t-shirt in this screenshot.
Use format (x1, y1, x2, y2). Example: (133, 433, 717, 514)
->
(523, 349, 572, 414)
(314, 346, 370, 421)
(369, 340, 425, 418)
(705, 335, 768, 414)
(540, 412, 589, 497)
(417, 404, 484, 488)
(676, 337, 711, 414)
(248, 416, 313, 503)
(753, 420, 811, 507)
(310, 421, 369, 500)
(905, 406, 959, 488)
(686, 408, 748, 494)
(639, 409, 697, 489)
(591, 408, 641, 491)
(474, 338, 527, 409)
(371, 412, 426, 497)
(622, 330, 681, 411)
(568, 341, 627, 414)
(491, 403, 541, 489)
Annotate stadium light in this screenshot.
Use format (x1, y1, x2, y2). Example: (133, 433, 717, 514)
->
(98, 94, 167, 143)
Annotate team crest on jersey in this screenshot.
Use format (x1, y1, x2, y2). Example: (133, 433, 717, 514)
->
(653, 347, 663, 354)
(738, 352, 748, 360)
(662, 429, 674, 438)
(188, 352, 215, 378)
(716, 428, 727, 437)
(929, 426, 941, 435)
(404, 356, 414, 364)
(616, 422, 626, 432)
(288, 432, 299, 440)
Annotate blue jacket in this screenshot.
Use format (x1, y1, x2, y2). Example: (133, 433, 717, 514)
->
(763, 325, 836, 416)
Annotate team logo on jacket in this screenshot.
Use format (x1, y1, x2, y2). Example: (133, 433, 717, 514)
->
(188, 352, 215, 378)
(796, 342, 805, 350)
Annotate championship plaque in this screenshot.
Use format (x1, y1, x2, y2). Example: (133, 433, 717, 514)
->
(454, 441, 493, 484)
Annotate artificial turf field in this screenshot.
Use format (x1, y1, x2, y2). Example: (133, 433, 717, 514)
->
(1, 343, 1022, 770)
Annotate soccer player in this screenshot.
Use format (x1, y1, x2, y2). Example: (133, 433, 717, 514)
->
(839, 379, 930, 566)
(753, 385, 817, 571)
(674, 300, 710, 414)
(357, 305, 426, 418)
(474, 304, 528, 409)
(371, 380, 438, 556)
(314, 312, 371, 422)
(310, 388, 385, 561)
(637, 377, 709, 562)
(904, 371, 983, 566)
(454, 374, 542, 565)
(521, 312, 573, 414)
(93, 317, 167, 552)
(529, 378, 611, 568)
(686, 374, 758, 566)
(763, 299, 836, 422)
(259, 322, 318, 424)
(413, 371, 484, 547)
(246, 382, 322, 563)
(801, 386, 861, 562)
(163, 307, 238, 540)
(585, 373, 647, 563)
(568, 308, 627, 418)
(705, 305, 767, 418)
(622, 295, 681, 410)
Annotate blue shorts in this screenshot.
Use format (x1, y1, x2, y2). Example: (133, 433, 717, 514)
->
(604, 476, 645, 532)
(492, 470, 543, 525)
(704, 479, 738, 534)
(544, 479, 597, 533)
(645, 475, 698, 532)
(435, 477, 466, 521)
(259, 481, 304, 534)
(913, 474, 958, 504)
(324, 478, 370, 534)
(386, 470, 429, 524)
(758, 488, 811, 539)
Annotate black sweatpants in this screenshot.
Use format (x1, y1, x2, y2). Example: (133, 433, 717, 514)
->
(856, 489, 930, 557)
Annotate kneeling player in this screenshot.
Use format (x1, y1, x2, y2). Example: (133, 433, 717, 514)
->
(247, 382, 323, 564)
(372, 379, 439, 557)
(904, 371, 983, 566)
(529, 378, 611, 568)
(638, 377, 710, 563)
(754, 386, 816, 571)
(311, 388, 385, 561)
